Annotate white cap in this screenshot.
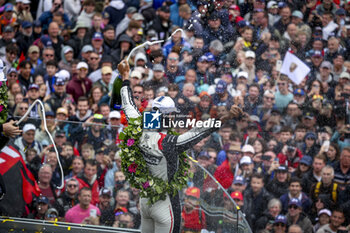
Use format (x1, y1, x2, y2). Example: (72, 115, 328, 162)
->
(135, 52, 147, 63)
(77, 62, 88, 70)
(55, 69, 70, 81)
(130, 70, 142, 79)
(152, 96, 180, 114)
(242, 144, 255, 154)
(23, 123, 36, 133)
(267, 1, 277, 9)
(240, 155, 253, 165)
(245, 50, 255, 59)
(340, 71, 350, 80)
(249, 115, 260, 123)
(318, 209, 332, 217)
(237, 71, 248, 79)
(109, 111, 121, 119)
(0, 59, 5, 81)
(22, 0, 31, 3)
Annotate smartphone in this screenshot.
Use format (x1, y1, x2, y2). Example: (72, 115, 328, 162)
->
(276, 60, 282, 72)
(323, 140, 330, 152)
(90, 209, 97, 218)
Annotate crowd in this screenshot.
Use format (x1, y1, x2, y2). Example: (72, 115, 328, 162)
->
(0, 0, 350, 232)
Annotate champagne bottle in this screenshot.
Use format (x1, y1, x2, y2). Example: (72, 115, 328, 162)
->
(110, 75, 123, 110)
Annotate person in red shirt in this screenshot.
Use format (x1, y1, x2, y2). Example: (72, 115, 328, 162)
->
(181, 187, 206, 232)
(214, 144, 242, 189)
(75, 159, 99, 205)
(277, 143, 303, 172)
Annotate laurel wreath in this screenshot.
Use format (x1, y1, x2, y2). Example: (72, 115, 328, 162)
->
(118, 116, 190, 204)
(0, 81, 8, 124)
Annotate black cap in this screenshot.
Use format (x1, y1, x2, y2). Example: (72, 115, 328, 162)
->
(55, 130, 65, 137)
(208, 11, 220, 21)
(160, 5, 170, 13)
(247, 122, 258, 130)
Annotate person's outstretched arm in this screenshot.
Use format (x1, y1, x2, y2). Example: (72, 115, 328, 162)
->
(119, 60, 141, 120)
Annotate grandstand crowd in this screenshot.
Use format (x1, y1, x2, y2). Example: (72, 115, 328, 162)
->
(0, 0, 350, 232)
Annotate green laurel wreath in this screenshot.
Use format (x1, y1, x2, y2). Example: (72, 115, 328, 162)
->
(0, 81, 8, 124)
(119, 116, 190, 205)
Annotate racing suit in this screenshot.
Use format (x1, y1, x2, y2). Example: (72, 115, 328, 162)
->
(121, 80, 220, 233)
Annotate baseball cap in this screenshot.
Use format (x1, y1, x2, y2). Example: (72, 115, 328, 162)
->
(241, 145, 255, 154)
(312, 94, 323, 101)
(40, 35, 52, 47)
(208, 11, 220, 21)
(45, 208, 58, 219)
(126, 6, 137, 14)
(299, 155, 312, 166)
(160, 5, 170, 13)
(102, 11, 110, 19)
(92, 32, 103, 41)
(274, 215, 287, 224)
(28, 45, 40, 54)
(199, 91, 211, 100)
(318, 209, 332, 217)
(215, 80, 227, 93)
(37, 196, 49, 204)
(77, 62, 88, 70)
(22, 21, 32, 28)
(101, 66, 112, 75)
(267, 1, 278, 9)
(312, 50, 323, 57)
(292, 10, 303, 19)
(22, 0, 31, 4)
(82, 45, 93, 53)
(109, 111, 121, 119)
(293, 88, 305, 96)
(303, 111, 314, 119)
(198, 151, 210, 160)
(55, 130, 65, 137)
(336, 8, 346, 16)
(278, 1, 287, 8)
(55, 70, 70, 81)
(276, 165, 288, 172)
(132, 13, 145, 21)
(153, 64, 165, 72)
(4, 3, 14, 12)
(99, 187, 112, 197)
(230, 191, 243, 201)
(23, 123, 36, 133)
(28, 84, 39, 90)
(247, 122, 258, 130)
(233, 176, 246, 185)
(321, 61, 332, 69)
(237, 71, 248, 79)
(57, 107, 68, 116)
(288, 198, 302, 207)
(45, 111, 55, 117)
(198, 55, 208, 63)
(229, 4, 240, 11)
(205, 52, 215, 62)
(33, 20, 42, 27)
(245, 50, 255, 59)
(63, 46, 73, 54)
(7, 67, 17, 75)
(55, 77, 65, 86)
(185, 187, 200, 199)
(240, 156, 253, 165)
(3, 25, 14, 33)
(340, 71, 350, 80)
(237, 20, 248, 28)
(130, 70, 142, 79)
(305, 131, 316, 140)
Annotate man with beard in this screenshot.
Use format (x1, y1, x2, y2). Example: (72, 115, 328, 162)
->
(66, 62, 92, 102)
(211, 80, 234, 109)
(148, 5, 172, 41)
(65, 156, 84, 179)
(16, 21, 34, 54)
(103, 25, 118, 54)
(46, 77, 68, 113)
(144, 64, 168, 93)
(181, 187, 206, 232)
(165, 52, 185, 83)
(192, 92, 212, 120)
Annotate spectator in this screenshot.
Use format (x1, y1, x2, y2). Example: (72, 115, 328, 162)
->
(37, 164, 57, 205)
(66, 62, 92, 102)
(255, 198, 282, 232)
(65, 187, 101, 224)
(14, 123, 42, 160)
(302, 155, 327, 194)
(243, 173, 273, 229)
(53, 177, 79, 218)
(333, 147, 350, 188)
(286, 198, 313, 233)
(316, 208, 345, 233)
(75, 159, 100, 205)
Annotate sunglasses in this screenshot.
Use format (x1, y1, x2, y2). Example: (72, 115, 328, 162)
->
(20, 107, 28, 110)
(67, 184, 78, 188)
(306, 137, 315, 140)
(274, 223, 286, 227)
(79, 68, 88, 71)
(227, 150, 241, 155)
(277, 83, 286, 86)
(133, 91, 143, 94)
(47, 214, 58, 218)
(168, 57, 178, 61)
(44, 54, 54, 57)
(288, 205, 299, 209)
(90, 57, 99, 60)
(264, 96, 275, 100)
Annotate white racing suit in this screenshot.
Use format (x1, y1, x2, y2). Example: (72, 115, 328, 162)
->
(121, 80, 220, 233)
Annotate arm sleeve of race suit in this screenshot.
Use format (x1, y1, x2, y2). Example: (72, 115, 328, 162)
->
(121, 80, 141, 120)
(161, 120, 221, 154)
